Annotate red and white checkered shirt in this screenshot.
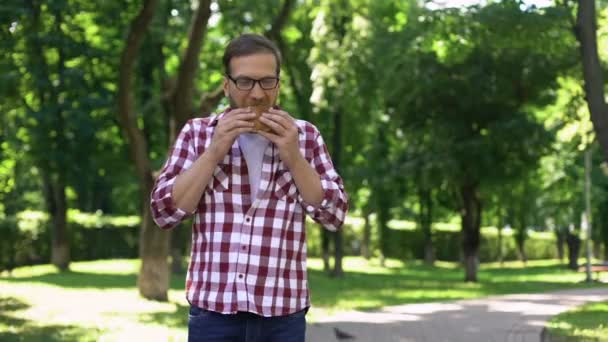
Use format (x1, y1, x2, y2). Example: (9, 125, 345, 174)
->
(150, 109, 348, 317)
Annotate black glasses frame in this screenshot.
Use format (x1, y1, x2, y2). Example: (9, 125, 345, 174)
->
(227, 75, 280, 91)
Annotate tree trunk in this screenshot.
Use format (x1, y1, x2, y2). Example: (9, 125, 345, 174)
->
(498, 225, 504, 265)
(362, 210, 371, 260)
(331, 106, 343, 277)
(25, 1, 71, 272)
(516, 238, 527, 264)
(576, 0, 608, 160)
(419, 189, 434, 266)
(332, 230, 343, 277)
(495, 205, 504, 264)
(171, 242, 184, 274)
(515, 214, 528, 264)
(556, 228, 566, 262)
(137, 196, 171, 301)
(377, 199, 390, 268)
(461, 182, 481, 282)
(321, 228, 331, 273)
(41, 171, 69, 271)
(50, 178, 69, 270)
(117, 0, 169, 301)
(566, 232, 581, 271)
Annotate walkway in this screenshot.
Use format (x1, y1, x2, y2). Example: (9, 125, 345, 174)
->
(306, 287, 608, 342)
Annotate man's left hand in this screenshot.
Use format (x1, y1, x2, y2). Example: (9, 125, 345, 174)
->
(257, 108, 302, 169)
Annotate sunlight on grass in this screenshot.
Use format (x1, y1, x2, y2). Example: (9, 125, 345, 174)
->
(1, 257, 604, 340)
(1, 259, 189, 341)
(546, 301, 608, 340)
(70, 258, 141, 274)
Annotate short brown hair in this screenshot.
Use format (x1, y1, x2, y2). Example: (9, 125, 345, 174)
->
(223, 34, 282, 76)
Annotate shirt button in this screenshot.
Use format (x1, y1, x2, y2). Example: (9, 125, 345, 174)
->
(238, 274, 244, 279)
(245, 217, 251, 223)
(242, 245, 247, 251)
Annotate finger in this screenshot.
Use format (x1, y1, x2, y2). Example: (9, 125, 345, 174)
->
(268, 108, 292, 118)
(226, 112, 257, 122)
(259, 116, 286, 134)
(228, 107, 254, 115)
(235, 127, 256, 135)
(222, 119, 255, 132)
(267, 109, 296, 128)
(262, 112, 293, 132)
(257, 130, 280, 143)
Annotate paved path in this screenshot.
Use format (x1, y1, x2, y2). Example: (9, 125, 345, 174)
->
(306, 287, 608, 342)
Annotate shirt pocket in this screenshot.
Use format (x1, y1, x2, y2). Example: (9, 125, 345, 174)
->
(273, 168, 298, 203)
(206, 163, 230, 193)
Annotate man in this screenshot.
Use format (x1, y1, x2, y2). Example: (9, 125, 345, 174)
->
(150, 33, 348, 342)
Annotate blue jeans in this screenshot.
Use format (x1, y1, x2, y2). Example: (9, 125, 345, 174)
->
(188, 306, 306, 342)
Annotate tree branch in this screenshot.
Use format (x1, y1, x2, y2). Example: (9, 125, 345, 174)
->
(171, 0, 212, 135)
(263, 0, 313, 120)
(197, 83, 225, 116)
(117, 0, 158, 189)
(266, 0, 296, 42)
(576, 0, 608, 160)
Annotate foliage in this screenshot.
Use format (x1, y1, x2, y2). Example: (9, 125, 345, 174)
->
(1, 0, 608, 276)
(306, 219, 571, 262)
(0, 211, 140, 272)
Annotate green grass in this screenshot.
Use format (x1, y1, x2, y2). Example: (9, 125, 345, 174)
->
(1, 257, 605, 341)
(307, 258, 606, 313)
(546, 301, 608, 341)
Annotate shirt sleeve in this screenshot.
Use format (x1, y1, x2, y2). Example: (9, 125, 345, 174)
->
(150, 119, 198, 229)
(299, 127, 349, 231)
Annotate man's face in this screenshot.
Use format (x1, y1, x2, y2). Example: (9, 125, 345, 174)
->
(223, 53, 280, 109)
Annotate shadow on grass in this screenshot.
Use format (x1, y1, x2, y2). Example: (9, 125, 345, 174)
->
(138, 302, 190, 328)
(0, 297, 101, 342)
(308, 263, 600, 311)
(1, 271, 187, 290)
(2, 260, 598, 314)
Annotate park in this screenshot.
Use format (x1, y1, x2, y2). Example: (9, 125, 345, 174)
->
(1, 0, 608, 341)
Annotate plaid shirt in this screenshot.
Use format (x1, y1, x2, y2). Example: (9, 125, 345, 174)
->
(150, 110, 348, 317)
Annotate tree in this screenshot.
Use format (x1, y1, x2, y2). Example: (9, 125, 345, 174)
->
(4, 0, 122, 270)
(372, 1, 573, 281)
(573, 0, 608, 160)
(117, 0, 296, 300)
(117, 0, 165, 300)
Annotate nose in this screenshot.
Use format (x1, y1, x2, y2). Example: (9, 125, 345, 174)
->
(249, 82, 265, 100)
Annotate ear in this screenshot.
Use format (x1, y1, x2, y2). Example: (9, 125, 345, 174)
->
(223, 77, 229, 97)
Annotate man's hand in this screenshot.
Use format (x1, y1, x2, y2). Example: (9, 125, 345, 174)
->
(258, 108, 324, 206)
(257, 108, 302, 168)
(208, 108, 256, 163)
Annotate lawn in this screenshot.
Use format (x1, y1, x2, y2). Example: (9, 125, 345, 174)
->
(0, 257, 604, 341)
(545, 300, 608, 341)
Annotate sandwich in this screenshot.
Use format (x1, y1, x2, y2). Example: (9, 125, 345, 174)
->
(252, 104, 273, 133)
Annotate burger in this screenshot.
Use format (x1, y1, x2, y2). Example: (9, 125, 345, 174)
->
(252, 104, 273, 133)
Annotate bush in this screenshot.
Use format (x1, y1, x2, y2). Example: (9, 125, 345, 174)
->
(0, 210, 139, 272)
(306, 219, 560, 262)
(0, 212, 577, 272)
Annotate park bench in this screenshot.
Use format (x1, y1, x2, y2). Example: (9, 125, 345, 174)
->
(578, 262, 608, 281)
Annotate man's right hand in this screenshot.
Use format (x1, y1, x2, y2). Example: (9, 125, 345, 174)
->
(208, 108, 256, 162)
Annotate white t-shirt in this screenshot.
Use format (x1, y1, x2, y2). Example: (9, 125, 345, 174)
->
(238, 133, 269, 200)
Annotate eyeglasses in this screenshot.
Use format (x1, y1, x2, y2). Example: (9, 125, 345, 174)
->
(227, 75, 280, 91)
